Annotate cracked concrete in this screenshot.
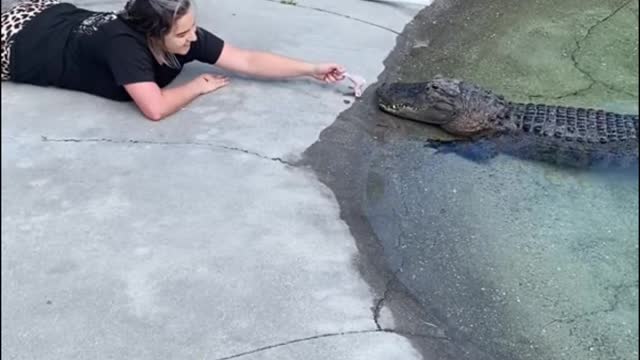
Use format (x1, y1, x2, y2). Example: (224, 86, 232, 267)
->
(39, 136, 297, 166)
(574, 0, 639, 97)
(271, 0, 429, 34)
(214, 330, 381, 360)
(264, 0, 402, 35)
(215, 330, 423, 360)
(371, 263, 401, 331)
(1, 0, 432, 359)
(372, 277, 393, 330)
(530, 0, 637, 100)
(216, 327, 454, 360)
(543, 281, 639, 328)
(389, 0, 638, 111)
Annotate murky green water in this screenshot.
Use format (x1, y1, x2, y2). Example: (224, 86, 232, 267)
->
(363, 0, 639, 358)
(364, 140, 638, 359)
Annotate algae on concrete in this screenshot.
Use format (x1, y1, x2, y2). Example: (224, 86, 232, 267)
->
(394, 0, 638, 109)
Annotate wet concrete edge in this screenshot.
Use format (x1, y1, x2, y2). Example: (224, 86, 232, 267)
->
(296, 0, 497, 358)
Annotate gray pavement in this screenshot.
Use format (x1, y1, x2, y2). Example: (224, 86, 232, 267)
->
(1, 0, 431, 359)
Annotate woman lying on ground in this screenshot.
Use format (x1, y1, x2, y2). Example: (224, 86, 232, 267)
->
(1, 0, 347, 120)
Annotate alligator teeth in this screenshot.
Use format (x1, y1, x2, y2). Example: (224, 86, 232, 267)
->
(380, 103, 402, 113)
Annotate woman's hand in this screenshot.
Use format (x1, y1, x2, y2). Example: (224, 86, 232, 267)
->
(310, 63, 346, 83)
(190, 74, 230, 95)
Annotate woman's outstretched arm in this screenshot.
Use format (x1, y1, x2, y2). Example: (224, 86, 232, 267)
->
(215, 43, 346, 83)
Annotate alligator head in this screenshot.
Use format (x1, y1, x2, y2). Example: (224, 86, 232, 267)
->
(376, 76, 510, 137)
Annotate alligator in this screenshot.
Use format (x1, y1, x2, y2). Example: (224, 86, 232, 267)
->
(376, 76, 639, 168)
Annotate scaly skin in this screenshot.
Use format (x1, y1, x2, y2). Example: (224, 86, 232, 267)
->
(376, 76, 639, 167)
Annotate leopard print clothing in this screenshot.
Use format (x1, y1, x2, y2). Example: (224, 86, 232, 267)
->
(1, 0, 60, 81)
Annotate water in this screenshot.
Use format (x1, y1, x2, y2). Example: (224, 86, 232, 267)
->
(364, 140, 638, 359)
(304, 0, 638, 358)
(358, 0, 639, 358)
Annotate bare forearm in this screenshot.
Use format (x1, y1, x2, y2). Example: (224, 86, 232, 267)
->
(246, 51, 314, 78)
(126, 76, 227, 121)
(155, 82, 202, 120)
(216, 44, 344, 83)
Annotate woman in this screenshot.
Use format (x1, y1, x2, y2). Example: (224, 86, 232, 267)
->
(1, 0, 347, 120)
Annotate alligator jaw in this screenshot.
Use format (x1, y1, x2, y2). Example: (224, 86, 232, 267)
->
(376, 80, 461, 125)
(376, 83, 404, 115)
(377, 91, 418, 121)
(378, 101, 407, 117)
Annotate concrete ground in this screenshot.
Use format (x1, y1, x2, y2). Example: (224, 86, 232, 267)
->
(1, 0, 432, 359)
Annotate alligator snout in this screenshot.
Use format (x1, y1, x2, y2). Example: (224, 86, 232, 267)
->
(375, 82, 396, 107)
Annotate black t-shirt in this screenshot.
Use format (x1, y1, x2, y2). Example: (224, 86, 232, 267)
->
(9, 3, 225, 101)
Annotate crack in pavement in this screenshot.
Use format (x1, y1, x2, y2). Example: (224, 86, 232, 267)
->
(372, 257, 406, 330)
(216, 256, 448, 359)
(265, 0, 402, 35)
(39, 136, 295, 166)
(528, 0, 636, 100)
(215, 330, 379, 360)
(541, 281, 639, 331)
(215, 328, 449, 360)
(372, 298, 387, 331)
(373, 276, 396, 330)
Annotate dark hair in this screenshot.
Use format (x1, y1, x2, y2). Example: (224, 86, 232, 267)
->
(119, 0, 192, 67)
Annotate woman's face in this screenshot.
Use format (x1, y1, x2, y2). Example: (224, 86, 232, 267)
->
(163, 7, 197, 55)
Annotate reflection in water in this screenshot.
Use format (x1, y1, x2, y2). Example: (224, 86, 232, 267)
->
(364, 139, 638, 359)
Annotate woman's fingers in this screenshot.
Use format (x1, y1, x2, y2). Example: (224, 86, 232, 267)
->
(325, 73, 338, 83)
(200, 74, 230, 93)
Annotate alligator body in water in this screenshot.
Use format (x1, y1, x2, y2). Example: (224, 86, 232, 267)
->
(376, 77, 639, 168)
